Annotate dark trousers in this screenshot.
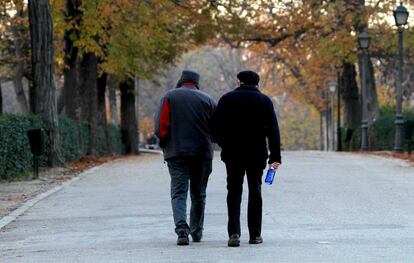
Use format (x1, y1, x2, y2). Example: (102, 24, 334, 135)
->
(167, 157, 212, 239)
(225, 162, 264, 238)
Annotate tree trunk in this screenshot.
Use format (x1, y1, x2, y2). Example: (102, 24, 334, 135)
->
(0, 81, 3, 114)
(97, 72, 111, 155)
(11, 1, 29, 113)
(57, 89, 64, 114)
(120, 78, 139, 154)
(319, 111, 324, 151)
(11, 0, 29, 113)
(97, 73, 107, 127)
(29, 83, 36, 113)
(78, 52, 98, 156)
(366, 56, 379, 123)
(108, 75, 119, 126)
(341, 62, 361, 128)
(327, 108, 333, 151)
(357, 53, 379, 125)
(61, 0, 81, 118)
(135, 77, 140, 149)
(324, 109, 329, 151)
(11, 8, 29, 113)
(320, 110, 329, 151)
(354, 0, 379, 124)
(60, 35, 78, 117)
(28, 0, 63, 166)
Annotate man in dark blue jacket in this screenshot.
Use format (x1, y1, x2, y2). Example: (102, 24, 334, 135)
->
(213, 70, 282, 247)
(155, 70, 216, 246)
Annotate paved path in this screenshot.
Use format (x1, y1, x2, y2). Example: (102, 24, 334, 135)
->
(0, 152, 413, 262)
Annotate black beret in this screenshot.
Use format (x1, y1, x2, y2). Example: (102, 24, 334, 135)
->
(237, 70, 260, 85)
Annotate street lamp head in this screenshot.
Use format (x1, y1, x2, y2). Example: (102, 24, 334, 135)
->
(329, 84, 336, 93)
(358, 32, 371, 50)
(394, 2, 409, 27)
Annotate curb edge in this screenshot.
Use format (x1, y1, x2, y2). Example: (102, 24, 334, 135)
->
(0, 165, 103, 230)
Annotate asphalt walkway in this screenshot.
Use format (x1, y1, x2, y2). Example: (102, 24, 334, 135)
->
(0, 152, 413, 262)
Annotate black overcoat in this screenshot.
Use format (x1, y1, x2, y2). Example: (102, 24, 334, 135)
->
(212, 84, 282, 168)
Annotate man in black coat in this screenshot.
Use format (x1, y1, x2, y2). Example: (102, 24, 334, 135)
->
(212, 70, 282, 247)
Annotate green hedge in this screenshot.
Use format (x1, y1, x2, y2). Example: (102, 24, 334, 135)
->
(341, 107, 414, 152)
(369, 114, 395, 150)
(0, 115, 44, 180)
(0, 115, 125, 180)
(370, 109, 414, 151)
(59, 116, 82, 161)
(78, 122, 125, 157)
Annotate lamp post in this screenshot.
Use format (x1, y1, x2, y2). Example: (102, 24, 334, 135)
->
(330, 78, 342, 151)
(336, 70, 342, 151)
(329, 84, 336, 151)
(358, 31, 371, 151)
(393, 2, 409, 153)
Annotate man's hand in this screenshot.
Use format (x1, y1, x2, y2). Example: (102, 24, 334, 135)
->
(270, 162, 280, 169)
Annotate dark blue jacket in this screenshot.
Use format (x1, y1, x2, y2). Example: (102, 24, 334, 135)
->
(212, 84, 281, 167)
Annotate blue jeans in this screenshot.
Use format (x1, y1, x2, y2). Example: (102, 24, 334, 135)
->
(167, 157, 212, 239)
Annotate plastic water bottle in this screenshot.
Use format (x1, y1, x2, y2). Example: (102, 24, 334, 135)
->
(265, 167, 276, 185)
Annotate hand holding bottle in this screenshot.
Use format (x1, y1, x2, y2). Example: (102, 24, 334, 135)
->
(265, 162, 280, 185)
(270, 162, 280, 169)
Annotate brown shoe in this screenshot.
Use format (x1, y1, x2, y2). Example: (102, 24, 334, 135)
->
(249, 236, 263, 244)
(228, 234, 240, 247)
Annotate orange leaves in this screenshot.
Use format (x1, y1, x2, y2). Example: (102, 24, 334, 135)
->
(212, 1, 398, 111)
(48, 0, 215, 80)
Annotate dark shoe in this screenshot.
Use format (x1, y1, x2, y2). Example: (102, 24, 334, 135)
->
(192, 234, 202, 242)
(228, 234, 240, 247)
(191, 231, 203, 243)
(177, 234, 189, 246)
(249, 236, 263, 244)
